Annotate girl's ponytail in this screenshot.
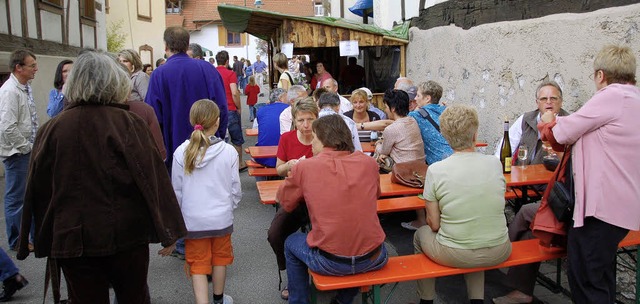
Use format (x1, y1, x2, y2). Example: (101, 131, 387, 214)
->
(184, 99, 220, 174)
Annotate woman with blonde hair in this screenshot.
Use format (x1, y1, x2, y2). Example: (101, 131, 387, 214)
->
(275, 98, 318, 177)
(344, 89, 381, 123)
(172, 99, 240, 304)
(413, 105, 510, 304)
(118, 49, 150, 102)
(274, 53, 293, 90)
(539, 45, 640, 303)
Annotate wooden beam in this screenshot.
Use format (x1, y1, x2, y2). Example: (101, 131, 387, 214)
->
(0, 34, 83, 56)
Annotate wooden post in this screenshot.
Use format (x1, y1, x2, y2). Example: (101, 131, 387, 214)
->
(400, 44, 406, 77)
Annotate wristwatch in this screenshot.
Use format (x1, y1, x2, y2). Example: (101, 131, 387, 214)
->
(360, 122, 365, 130)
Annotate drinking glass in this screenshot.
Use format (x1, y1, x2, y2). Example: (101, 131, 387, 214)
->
(517, 144, 528, 167)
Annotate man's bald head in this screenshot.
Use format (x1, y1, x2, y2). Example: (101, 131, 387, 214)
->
(322, 78, 339, 93)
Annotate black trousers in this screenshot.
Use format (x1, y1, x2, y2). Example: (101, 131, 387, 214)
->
(58, 245, 151, 304)
(567, 217, 628, 304)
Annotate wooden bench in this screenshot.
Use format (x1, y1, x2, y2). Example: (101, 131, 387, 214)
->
(309, 231, 640, 304)
(245, 160, 264, 168)
(504, 188, 540, 200)
(248, 167, 278, 177)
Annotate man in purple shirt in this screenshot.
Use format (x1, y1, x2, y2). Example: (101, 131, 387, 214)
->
(145, 27, 228, 172)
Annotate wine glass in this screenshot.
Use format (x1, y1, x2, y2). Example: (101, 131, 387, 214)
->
(517, 144, 528, 167)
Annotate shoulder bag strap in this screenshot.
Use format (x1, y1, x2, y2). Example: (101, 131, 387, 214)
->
(418, 108, 440, 133)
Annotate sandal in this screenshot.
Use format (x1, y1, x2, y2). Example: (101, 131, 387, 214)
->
(280, 287, 289, 300)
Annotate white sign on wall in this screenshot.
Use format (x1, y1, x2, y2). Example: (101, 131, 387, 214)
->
(339, 40, 360, 57)
(281, 43, 294, 58)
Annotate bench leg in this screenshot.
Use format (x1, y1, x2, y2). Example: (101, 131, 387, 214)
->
(636, 245, 640, 303)
(310, 280, 318, 304)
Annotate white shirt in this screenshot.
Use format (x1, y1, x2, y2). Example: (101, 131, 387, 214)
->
(279, 106, 292, 135)
(493, 113, 541, 159)
(318, 108, 363, 152)
(338, 95, 353, 114)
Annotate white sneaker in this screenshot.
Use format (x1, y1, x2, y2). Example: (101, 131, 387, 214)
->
(223, 294, 233, 304)
(212, 294, 233, 304)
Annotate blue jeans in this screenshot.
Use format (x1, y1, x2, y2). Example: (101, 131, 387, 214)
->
(0, 248, 19, 281)
(248, 105, 256, 121)
(285, 232, 388, 304)
(227, 111, 245, 146)
(2, 153, 30, 249)
(175, 238, 185, 255)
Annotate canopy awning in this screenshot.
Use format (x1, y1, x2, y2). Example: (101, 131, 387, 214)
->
(217, 4, 409, 47)
(349, 0, 374, 18)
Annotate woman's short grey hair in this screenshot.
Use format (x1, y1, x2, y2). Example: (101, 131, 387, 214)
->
(439, 105, 478, 151)
(118, 49, 143, 73)
(64, 50, 132, 105)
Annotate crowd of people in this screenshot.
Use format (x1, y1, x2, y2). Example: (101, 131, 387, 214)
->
(0, 23, 638, 304)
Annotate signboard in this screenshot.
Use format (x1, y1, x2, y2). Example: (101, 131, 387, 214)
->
(339, 40, 360, 57)
(281, 43, 294, 58)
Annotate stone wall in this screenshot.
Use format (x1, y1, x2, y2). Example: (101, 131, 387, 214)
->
(406, 4, 640, 153)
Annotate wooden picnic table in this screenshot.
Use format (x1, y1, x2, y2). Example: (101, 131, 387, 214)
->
(257, 164, 554, 205)
(256, 173, 422, 205)
(245, 128, 258, 136)
(245, 128, 488, 147)
(248, 142, 376, 158)
(504, 164, 553, 186)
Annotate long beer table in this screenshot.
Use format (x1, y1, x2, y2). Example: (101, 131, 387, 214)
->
(257, 173, 421, 205)
(257, 164, 554, 205)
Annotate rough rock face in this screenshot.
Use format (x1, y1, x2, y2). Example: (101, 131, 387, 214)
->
(412, 0, 639, 30)
(406, 4, 640, 153)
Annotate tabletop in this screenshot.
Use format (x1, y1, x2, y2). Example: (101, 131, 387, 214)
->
(245, 128, 258, 136)
(249, 142, 376, 159)
(256, 173, 422, 205)
(504, 164, 554, 187)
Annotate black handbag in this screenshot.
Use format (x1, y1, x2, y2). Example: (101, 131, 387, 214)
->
(547, 146, 574, 222)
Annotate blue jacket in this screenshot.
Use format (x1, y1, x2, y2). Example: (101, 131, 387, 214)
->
(408, 104, 453, 165)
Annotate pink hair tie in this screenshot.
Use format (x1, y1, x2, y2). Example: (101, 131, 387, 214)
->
(194, 124, 204, 131)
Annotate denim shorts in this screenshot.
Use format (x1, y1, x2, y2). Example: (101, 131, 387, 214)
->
(227, 110, 245, 146)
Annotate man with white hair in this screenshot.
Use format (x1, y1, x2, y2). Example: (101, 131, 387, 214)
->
(395, 77, 418, 111)
(321, 78, 353, 114)
(279, 85, 308, 134)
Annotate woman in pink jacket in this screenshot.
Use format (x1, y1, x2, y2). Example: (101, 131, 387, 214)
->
(538, 45, 640, 303)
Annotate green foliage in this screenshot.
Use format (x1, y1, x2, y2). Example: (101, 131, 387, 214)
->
(107, 19, 127, 53)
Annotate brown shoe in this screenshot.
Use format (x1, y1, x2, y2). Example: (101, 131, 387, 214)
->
(27, 243, 34, 252)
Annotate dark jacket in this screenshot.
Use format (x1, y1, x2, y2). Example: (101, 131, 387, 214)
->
(17, 103, 186, 260)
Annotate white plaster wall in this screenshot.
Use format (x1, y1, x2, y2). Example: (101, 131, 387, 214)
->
(105, 0, 164, 63)
(68, 3, 81, 47)
(0, 0, 8, 34)
(96, 0, 107, 51)
(423, 0, 448, 9)
(189, 25, 262, 68)
(333, 0, 362, 22)
(26, 0, 37, 39)
(82, 24, 95, 48)
(9, 0, 21, 35)
(373, 0, 419, 30)
(41, 11, 63, 43)
(406, 4, 640, 153)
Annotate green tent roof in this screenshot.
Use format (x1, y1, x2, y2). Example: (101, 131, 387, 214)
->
(217, 4, 409, 43)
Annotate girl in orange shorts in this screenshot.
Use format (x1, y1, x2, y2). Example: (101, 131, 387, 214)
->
(171, 99, 242, 304)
